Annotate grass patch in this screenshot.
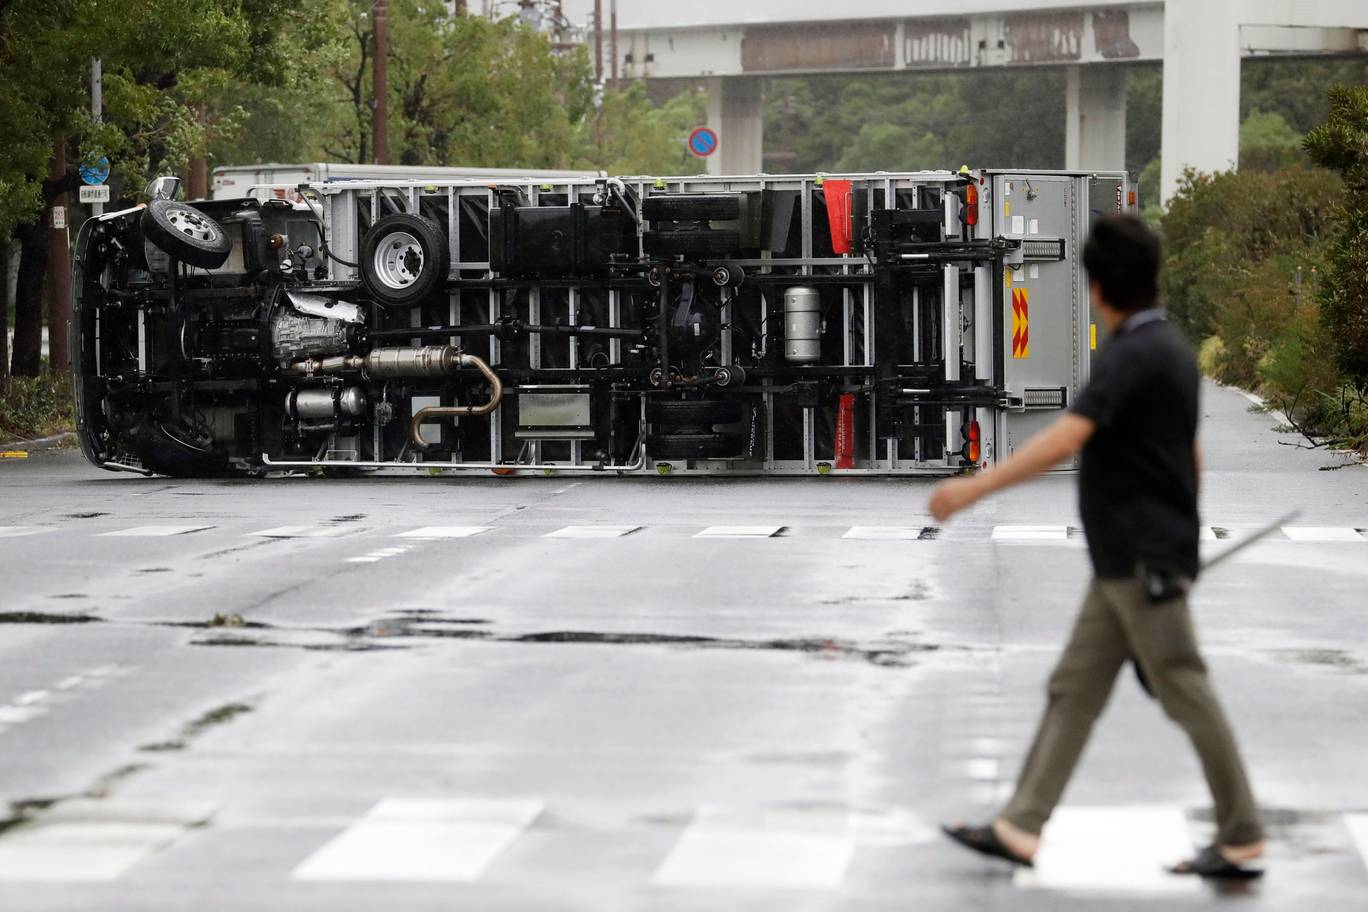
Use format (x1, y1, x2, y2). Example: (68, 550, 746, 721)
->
(0, 373, 74, 442)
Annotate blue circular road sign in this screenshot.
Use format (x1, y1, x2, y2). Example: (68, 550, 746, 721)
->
(80, 156, 110, 186)
(688, 127, 719, 158)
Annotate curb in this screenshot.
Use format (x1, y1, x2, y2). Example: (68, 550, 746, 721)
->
(0, 431, 77, 456)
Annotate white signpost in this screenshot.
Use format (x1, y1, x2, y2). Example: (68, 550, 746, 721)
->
(78, 185, 110, 205)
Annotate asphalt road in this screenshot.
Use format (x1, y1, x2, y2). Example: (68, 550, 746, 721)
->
(1, 381, 1366, 910)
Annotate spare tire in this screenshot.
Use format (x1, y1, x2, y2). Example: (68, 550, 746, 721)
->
(360, 213, 450, 307)
(141, 200, 232, 269)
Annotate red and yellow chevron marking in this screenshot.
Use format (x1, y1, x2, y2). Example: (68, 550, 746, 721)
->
(1011, 288, 1029, 359)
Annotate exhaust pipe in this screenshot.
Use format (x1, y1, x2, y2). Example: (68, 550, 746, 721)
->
(409, 354, 503, 449)
(288, 345, 504, 448)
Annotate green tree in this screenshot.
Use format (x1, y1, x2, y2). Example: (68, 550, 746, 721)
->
(1240, 111, 1306, 172)
(1305, 84, 1368, 382)
(574, 83, 707, 175)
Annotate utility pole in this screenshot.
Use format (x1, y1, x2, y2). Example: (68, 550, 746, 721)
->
(46, 138, 70, 373)
(610, 0, 618, 89)
(372, 0, 390, 165)
(593, 0, 603, 84)
(187, 104, 208, 200)
(91, 59, 103, 217)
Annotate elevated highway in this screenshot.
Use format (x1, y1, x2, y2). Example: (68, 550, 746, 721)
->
(564, 0, 1368, 200)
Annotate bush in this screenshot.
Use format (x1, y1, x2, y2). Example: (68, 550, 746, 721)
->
(0, 372, 74, 442)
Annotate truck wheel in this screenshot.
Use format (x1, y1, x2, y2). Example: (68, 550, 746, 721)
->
(646, 399, 744, 427)
(642, 194, 742, 222)
(647, 432, 742, 460)
(360, 213, 450, 307)
(136, 421, 228, 478)
(140, 200, 232, 269)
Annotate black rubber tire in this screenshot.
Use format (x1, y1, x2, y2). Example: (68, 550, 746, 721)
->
(643, 229, 743, 256)
(140, 200, 232, 269)
(136, 421, 229, 478)
(642, 194, 741, 222)
(646, 399, 744, 427)
(359, 213, 450, 307)
(647, 432, 743, 460)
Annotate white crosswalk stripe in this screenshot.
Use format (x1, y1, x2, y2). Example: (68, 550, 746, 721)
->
(654, 805, 855, 888)
(291, 798, 542, 882)
(695, 525, 784, 539)
(992, 525, 1070, 541)
(1014, 806, 1200, 894)
(251, 525, 352, 538)
(393, 526, 492, 539)
(1345, 813, 1368, 872)
(546, 525, 641, 538)
(0, 526, 51, 538)
(1281, 526, 1365, 542)
(0, 799, 217, 882)
(843, 526, 927, 540)
(99, 525, 212, 537)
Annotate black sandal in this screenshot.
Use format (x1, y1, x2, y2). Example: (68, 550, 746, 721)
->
(1169, 845, 1265, 879)
(941, 823, 1035, 868)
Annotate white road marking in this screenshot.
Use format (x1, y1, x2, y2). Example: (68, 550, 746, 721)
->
(98, 525, 212, 537)
(393, 526, 492, 539)
(842, 526, 926, 540)
(0, 799, 216, 882)
(546, 525, 641, 539)
(962, 758, 1000, 781)
(1014, 806, 1200, 894)
(14, 691, 48, 706)
(0, 705, 47, 724)
(1238, 390, 1265, 408)
(993, 525, 1070, 541)
(346, 557, 382, 564)
(695, 525, 784, 539)
(54, 676, 84, 690)
(1200, 527, 1219, 541)
(1281, 526, 1365, 543)
(1345, 814, 1368, 872)
(251, 526, 352, 539)
(653, 805, 854, 889)
(0, 527, 51, 538)
(292, 798, 543, 882)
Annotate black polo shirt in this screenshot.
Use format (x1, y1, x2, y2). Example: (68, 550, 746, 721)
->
(1070, 309, 1200, 579)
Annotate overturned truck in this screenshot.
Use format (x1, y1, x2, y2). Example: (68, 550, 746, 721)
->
(72, 169, 1134, 477)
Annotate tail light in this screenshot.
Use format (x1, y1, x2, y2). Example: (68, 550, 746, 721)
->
(960, 183, 979, 227)
(967, 420, 981, 464)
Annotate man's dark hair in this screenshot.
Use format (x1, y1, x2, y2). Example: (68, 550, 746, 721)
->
(1082, 215, 1161, 312)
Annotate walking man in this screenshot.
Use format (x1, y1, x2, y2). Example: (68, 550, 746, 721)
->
(929, 216, 1265, 879)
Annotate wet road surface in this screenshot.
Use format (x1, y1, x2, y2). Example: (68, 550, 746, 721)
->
(0, 381, 1366, 910)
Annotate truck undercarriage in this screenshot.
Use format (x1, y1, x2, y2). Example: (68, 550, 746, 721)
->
(72, 170, 1131, 477)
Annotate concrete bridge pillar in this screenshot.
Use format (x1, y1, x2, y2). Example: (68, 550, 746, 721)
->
(705, 76, 764, 176)
(1161, 0, 1241, 203)
(1065, 65, 1127, 172)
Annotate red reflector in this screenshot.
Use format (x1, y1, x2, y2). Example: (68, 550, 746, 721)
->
(967, 420, 981, 464)
(834, 393, 856, 469)
(1128, 189, 1137, 206)
(963, 184, 979, 226)
(824, 179, 854, 254)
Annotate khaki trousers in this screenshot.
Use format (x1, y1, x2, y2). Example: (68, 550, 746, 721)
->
(1001, 576, 1263, 847)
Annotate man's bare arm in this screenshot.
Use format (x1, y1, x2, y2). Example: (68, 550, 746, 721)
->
(928, 413, 1096, 521)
